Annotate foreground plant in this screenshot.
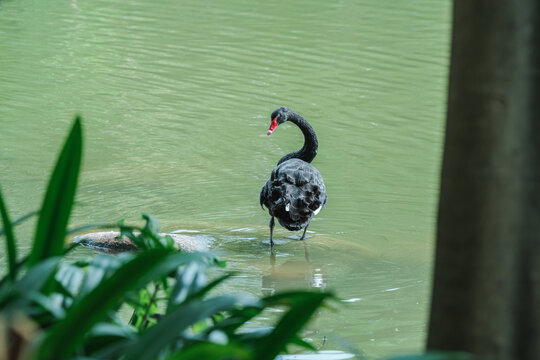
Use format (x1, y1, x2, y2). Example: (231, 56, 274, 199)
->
(0, 117, 333, 360)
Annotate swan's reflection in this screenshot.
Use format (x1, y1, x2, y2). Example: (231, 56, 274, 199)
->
(261, 243, 328, 296)
(259, 245, 359, 358)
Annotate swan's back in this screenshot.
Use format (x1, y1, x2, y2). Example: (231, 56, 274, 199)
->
(260, 159, 327, 231)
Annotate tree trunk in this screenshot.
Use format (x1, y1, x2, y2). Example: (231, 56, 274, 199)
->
(427, 1, 540, 359)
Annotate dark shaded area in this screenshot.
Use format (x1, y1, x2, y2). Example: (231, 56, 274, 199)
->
(428, 0, 540, 359)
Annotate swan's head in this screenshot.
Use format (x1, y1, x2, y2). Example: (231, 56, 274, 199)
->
(267, 107, 292, 136)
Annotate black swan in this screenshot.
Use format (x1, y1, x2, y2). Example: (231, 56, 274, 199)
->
(260, 107, 327, 246)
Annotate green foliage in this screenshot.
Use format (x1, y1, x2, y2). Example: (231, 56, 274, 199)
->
(0, 117, 334, 360)
(0, 186, 17, 282)
(29, 116, 82, 267)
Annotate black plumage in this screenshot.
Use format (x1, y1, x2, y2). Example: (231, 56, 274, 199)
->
(260, 107, 327, 246)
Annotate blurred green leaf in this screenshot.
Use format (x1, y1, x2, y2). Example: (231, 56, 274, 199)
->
(12, 257, 61, 294)
(192, 318, 213, 334)
(28, 117, 82, 267)
(234, 327, 272, 343)
(0, 186, 17, 282)
(210, 305, 264, 335)
(0, 257, 60, 313)
(91, 322, 136, 340)
(76, 254, 125, 299)
(289, 335, 318, 352)
(168, 262, 208, 308)
(27, 292, 66, 319)
(253, 292, 332, 360)
(261, 291, 332, 307)
(180, 273, 235, 308)
(142, 213, 159, 235)
(118, 218, 173, 251)
(55, 263, 85, 297)
(165, 342, 252, 360)
(211, 291, 329, 338)
(124, 294, 258, 360)
(83, 322, 136, 356)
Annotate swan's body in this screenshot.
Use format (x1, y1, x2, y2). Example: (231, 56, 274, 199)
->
(260, 107, 327, 246)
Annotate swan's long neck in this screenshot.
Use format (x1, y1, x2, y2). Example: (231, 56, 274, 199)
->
(277, 113, 318, 165)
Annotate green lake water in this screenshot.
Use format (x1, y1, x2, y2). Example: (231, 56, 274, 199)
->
(0, 0, 451, 358)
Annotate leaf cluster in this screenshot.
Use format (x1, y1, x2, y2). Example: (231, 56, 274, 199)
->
(0, 117, 334, 360)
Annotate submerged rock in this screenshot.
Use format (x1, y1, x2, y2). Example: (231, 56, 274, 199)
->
(73, 231, 209, 254)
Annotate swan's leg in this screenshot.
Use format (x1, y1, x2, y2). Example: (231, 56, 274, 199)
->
(300, 222, 310, 241)
(269, 216, 275, 247)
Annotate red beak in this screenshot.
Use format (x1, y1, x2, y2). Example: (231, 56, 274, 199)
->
(267, 117, 278, 135)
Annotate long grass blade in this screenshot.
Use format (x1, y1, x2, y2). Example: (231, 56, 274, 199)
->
(28, 117, 82, 266)
(0, 187, 17, 281)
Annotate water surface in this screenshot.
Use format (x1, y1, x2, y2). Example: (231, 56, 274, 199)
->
(0, 0, 450, 358)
